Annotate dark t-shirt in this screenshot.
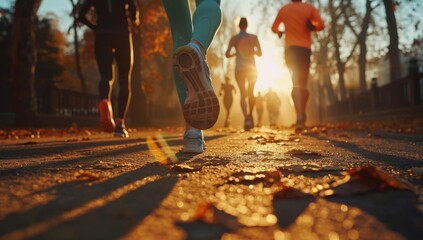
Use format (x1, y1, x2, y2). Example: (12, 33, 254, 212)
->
(78, 0, 137, 35)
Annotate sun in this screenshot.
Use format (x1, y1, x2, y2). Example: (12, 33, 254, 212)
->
(254, 55, 292, 95)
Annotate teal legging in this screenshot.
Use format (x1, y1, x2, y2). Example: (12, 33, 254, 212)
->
(163, 0, 222, 106)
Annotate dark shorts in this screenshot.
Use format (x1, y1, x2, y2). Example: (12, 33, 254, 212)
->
(285, 46, 311, 88)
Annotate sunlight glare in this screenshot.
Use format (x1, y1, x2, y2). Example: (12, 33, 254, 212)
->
(255, 56, 292, 96)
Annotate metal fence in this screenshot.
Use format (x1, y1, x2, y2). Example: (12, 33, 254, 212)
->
(325, 62, 422, 119)
(37, 87, 99, 117)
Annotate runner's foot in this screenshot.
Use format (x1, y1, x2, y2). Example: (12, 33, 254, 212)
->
(173, 42, 220, 130)
(181, 128, 205, 154)
(98, 99, 115, 132)
(114, 119, 129, 138)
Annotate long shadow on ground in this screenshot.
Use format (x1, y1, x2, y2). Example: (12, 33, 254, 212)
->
(307, 133, 423, 169)
(33, 176, 179, 240)
(0, 162, 171, 238)
(327, 190, 423, 239)
(0, 135, 225, 178)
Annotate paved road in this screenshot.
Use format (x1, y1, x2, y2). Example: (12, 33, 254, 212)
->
(0, 126, 422, 240)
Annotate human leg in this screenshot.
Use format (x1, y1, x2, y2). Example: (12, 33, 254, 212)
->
(192, 0, 222, 52)
(113, 34, 133, 137)
(163, 0, 204, 150)
(235, 70, 247, 117)
(246, 69, 257, 116)
(172, 0, 221, 129)
(286, 47, 311, 126)
(223, 97, 232, 127)
(95, 34, 115, 132)
(162, 0, 192, 106)
(114, 34, 133, 120)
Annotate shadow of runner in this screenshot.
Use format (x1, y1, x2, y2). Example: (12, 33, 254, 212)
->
(307, 134, 423, 169)
(327, 189, 423, 239)
(0, 162, 169, 237)
(0, 137, 149, 160)
(272, 197, 315, 229)
(0, 134, 226, 177)
(177, 221, 232, 240)
(32, 176, 178, 240)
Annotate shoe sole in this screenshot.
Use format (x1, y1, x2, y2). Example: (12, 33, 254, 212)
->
(101, 119, 115, 132)
(99, 102, 115, 132)
(173, 46, 220, 130)
(114, 132, 128, 138)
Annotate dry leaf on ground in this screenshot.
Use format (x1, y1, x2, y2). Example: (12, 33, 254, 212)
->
(320, 166, 412, 197)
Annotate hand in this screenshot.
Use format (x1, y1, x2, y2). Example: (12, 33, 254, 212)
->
(277, 31, 284, 38)
(306, 19, 315, 31)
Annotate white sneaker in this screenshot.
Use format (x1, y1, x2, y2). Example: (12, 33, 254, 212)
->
(181, 129, 205, 153)
(173, 43, 220, 130)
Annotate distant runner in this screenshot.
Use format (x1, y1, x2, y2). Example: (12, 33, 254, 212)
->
(226, 17, 262, 131)
(271, 0, 324, 130)
(219, 77, 236, 127)
(78, 0, 139, 137)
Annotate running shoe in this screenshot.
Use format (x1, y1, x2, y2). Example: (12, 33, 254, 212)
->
(114, 119, 129, 138)
(294, 114, 306, 132)
(244, 115, 254, 131)
(173, 43, 220, 130)
(98, 99, 115, 132)
(181, 129, 205, 154)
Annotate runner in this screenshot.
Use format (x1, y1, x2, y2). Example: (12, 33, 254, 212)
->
(78, 0, 139, 137)
(255, 91, 264, 127)
(271, 0, 324, 130)
(219, 77, 236, 127)
(225, 17, 262, 131)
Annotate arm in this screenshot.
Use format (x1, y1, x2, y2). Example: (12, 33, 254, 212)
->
(309, 7, 325, 31)
(77, 0, 96, 30)
(271, 9, 284, 38)
(225, 37, 236, 58)
(254, 36, 262, 57)
(126, 0, 140, 26)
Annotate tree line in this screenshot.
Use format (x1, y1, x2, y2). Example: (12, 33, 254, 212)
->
(0, 0, 421, 127)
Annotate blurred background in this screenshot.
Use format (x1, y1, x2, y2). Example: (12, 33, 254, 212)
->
(0, 0, 422, 129)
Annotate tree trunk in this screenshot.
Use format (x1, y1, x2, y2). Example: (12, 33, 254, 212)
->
(357, 0, 372, 92)
(383, 0, 401, 82)
(329, 0, 347, 101)
(10, 0, 42, 127)
(70, 0, 87, 93)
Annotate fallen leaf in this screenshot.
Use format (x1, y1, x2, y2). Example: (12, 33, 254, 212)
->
(75, 170, 101, 181)
(367, 133, 384, 139)
(170, 164, 201, 172)
(286, 150, 322, 159)
(410, 167, 423, 176)
(19, 141, 37, 145)
(228, 171, 281, 186)
(321, 166, 412, 197)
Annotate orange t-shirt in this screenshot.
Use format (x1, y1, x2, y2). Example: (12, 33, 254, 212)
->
(272, 2, 324, 49)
